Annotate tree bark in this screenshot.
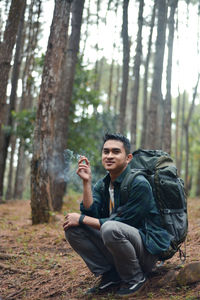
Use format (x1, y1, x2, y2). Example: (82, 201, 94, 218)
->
(51, 0, 85, 211)
(2, 3, 26, 202)
(14, 141, 26, 199)
(175, 89, 181, 174)
(179, 91, 186, 176)
(118, 0, 130, 134)
(0, 0, 25, 132)
(184, 74, 200, 194)
(140, 2, 156, 149)
(80, 0, 91, 61)
(31, 0, 85, 223)
(107, 2, 118, 110)
(147, 0, 167, 149)
(163, 0, 178, 154)
(20, 0, 41, 111)
(107, 57, 114, 110)
(5, 136, 16, 200)
(195, 159, 200, 197)
(130, 0, 144, 150)
(0, 0, 25, 201)
(93, 0, 101, 92)
(12, 0, 41, 200)
(114, 63, 121, 115)
(31, 0, 72, 223)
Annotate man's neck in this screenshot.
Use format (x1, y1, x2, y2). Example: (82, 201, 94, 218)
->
(109, 165, 127, 182)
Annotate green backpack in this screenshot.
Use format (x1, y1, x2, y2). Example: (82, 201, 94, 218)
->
(120, 149, 188, 261)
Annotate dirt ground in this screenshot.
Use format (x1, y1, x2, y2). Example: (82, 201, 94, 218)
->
(0, 197, 200, 300)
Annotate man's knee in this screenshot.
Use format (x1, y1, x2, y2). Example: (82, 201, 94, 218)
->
(65, 226, 81, 243)
(101, 221, 122, 246)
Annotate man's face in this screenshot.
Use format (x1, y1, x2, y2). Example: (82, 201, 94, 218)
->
(102, 140, 132, 175)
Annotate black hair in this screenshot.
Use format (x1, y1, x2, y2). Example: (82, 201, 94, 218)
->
(102, 133, 131, 155)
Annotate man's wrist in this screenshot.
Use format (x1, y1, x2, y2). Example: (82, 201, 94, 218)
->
(83, 179, 91, 186)
(79, 214, 85, 225)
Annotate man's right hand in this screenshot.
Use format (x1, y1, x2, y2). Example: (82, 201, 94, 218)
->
(76, 156, 91, 182)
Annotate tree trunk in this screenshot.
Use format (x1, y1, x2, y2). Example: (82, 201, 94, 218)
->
(114, 63, 121, 115)
(31, 0, 85, 223)
(157, 96, 165, 149)
(0, 0, 25, 132)
(5, 136, 16, 200)
(107, 57, 114, 110)
(118, 0, 130, 134)
(175, 89, 181, 174)
(12, 0, 41, 200)
(80, 0, 91, 61)
(93, 0, 101, 92)
(140, 2, 156, 149)
(107, 2, 118, 110)
(3, 3, 26, 202)
(51, 0, 85, 211)
(179, 91, 186, 176)
(31, 0, 71, 223)
(0, 0, 25, 201)
(188, 157, 193, 194)
(14, 141, 26, 199)
(147, 0, 167, 149)
(184, 74, 200, 194)
(130, 0, 144, 150)
(0, 11, 3, 40)
(195, 159, 200, 197)
(20, 0, 41, 111)
(163, 0, 178, 154)
(97, 57, 104, 96)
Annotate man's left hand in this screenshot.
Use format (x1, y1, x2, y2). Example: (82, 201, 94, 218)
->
(63, 213, 80, 230)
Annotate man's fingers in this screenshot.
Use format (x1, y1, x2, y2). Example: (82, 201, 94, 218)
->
(78, 164, 88, 169)
(78, 156, 90, 166)
(63, 224, 68, 230)
(63, 220, 70, 230)
(63, 220, 68, 226)
(76, 165, 89, 175)
(64, 213, 70, 219)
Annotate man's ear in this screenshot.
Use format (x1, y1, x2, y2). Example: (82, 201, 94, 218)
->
(127, 153, 133, 163)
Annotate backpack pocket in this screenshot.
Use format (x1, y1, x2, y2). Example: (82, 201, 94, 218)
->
(162, 210, 188, 243)
(154, 168, 188, 252)
(155, 168, 186, 210)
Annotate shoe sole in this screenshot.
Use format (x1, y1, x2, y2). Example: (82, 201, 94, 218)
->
(116, 278, 147, 297)
(86, 281, 121, 295)
(99, 280, 121, 290)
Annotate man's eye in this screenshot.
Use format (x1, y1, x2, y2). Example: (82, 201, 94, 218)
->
(113, 150, 120, 154)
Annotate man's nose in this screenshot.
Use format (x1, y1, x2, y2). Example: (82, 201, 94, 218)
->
(107, 152, 113, 157)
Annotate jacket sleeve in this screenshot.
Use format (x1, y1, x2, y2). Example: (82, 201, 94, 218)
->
(99, 176, 155, 226)
(80, 180, 106, 218)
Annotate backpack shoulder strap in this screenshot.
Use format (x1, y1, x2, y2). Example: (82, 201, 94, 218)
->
(120, 169, 147, 205)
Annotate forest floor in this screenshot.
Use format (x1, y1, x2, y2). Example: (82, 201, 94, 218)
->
(0, 195, 200, 300)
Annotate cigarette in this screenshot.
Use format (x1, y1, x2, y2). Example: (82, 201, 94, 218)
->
(82, 158, 86, 164)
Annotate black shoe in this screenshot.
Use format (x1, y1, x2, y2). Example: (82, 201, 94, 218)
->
(116, 276, 147, 296)
(86, 269, 121, 295)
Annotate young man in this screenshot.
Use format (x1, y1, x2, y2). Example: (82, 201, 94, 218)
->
(63, 133, 171, 296)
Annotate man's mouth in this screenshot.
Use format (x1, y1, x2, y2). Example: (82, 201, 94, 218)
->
(106, 161, 114, 165)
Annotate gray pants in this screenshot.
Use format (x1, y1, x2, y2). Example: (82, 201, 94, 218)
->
(65, 220, 157, 284)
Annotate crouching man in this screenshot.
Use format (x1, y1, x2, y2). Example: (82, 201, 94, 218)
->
(63, 133, 171, 296)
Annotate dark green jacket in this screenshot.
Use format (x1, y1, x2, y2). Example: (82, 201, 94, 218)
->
(80, 165, 171, 255)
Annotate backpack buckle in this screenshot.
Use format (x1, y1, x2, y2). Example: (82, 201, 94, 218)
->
(163, 208, 171, 214)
